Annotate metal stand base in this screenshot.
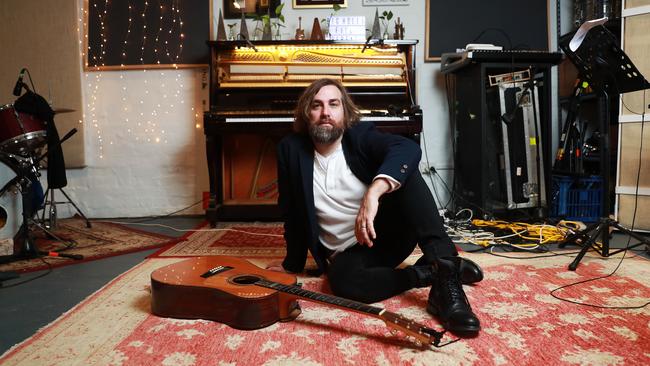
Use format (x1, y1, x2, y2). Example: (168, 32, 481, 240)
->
(559, 217, 650, 270)
(40, 187, 91, 229)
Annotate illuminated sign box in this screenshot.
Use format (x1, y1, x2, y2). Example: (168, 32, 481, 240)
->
(327, 16, 366, 41)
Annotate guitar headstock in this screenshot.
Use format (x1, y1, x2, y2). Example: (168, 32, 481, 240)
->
(379, 310, 445, 348)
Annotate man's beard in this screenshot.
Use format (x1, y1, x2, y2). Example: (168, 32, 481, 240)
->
(309, 123, 344, 144)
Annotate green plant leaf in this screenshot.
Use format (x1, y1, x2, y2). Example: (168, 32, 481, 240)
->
(275, 3, 284, 16)
(333, 4, 341, 11)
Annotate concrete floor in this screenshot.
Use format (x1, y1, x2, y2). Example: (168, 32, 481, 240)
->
(0, 216, 203, 355)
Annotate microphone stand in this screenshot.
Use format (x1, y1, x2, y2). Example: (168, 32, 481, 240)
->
(361, 35, 384, 53)
(238, 34, 258, 52)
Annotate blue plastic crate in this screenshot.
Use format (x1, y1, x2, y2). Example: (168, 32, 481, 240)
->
(550, 175, 603, 222)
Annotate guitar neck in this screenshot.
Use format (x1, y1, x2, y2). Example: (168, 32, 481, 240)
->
(256, 279, 444, 347)
(257, 279, 383, 316)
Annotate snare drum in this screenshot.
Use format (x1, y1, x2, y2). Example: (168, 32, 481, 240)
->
(0, 155, 23, 255)
(0, 104, 47, 155)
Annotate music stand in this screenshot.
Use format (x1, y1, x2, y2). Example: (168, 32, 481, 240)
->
(558, 22, 650, 270)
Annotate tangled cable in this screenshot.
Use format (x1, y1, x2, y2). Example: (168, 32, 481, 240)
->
(446, 216, 591, 250)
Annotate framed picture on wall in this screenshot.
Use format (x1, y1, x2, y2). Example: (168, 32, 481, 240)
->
(362, 0, 409, 5)
(293, 0, 347, 9)
(224, 0, 282, 19)
(425, 0, 549, 61)
(86, 0, 210, 69)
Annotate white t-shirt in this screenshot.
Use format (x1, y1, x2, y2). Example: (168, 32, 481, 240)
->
(313, 145, 399, 255)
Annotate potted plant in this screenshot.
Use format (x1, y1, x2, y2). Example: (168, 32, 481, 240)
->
(262, 2, 285, 40)
(250, 14, 264, 40)
(227, 23, 237, 40)
(379, 10, 393, 39)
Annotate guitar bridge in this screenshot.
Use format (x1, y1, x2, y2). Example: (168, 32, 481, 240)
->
(200, 265, 233, 278)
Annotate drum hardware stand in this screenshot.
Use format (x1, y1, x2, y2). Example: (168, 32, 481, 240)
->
(33, 128, 91, 230)
(0, 70, 84, 280)
(25, 156, 78, 248)
(557, 21, 650, 270)
(39, 186, 91, 229)
(0, 167, 82, 270)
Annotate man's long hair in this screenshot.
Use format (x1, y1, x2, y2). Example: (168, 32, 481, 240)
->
(293, 78, 361, 134)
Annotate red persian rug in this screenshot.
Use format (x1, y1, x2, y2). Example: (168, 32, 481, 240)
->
(2, 252, 649, 365)
(151, 222, 286, 258)
(0, 218, 176, 273)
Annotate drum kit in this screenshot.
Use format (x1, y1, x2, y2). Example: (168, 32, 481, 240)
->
(0, 70, 87, 266)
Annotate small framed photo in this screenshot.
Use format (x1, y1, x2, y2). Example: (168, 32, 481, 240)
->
(223, 0, 281, 19)
(362, 0, 410, 6)
(293, 0, 347, 9)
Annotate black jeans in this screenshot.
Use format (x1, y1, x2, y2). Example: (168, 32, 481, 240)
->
(327, 172, 457, 303)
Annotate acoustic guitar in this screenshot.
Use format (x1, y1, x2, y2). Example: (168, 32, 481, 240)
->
(150, 256, 446, 348)
(294, 17, 305, 40)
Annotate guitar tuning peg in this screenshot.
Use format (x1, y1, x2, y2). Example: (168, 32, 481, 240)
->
(390, 329, 399, 335)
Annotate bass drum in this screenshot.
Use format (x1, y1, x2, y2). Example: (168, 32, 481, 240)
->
(0, 155, 23, 256)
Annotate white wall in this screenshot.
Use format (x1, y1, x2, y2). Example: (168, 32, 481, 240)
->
(51, 0, 560, 219)
(60, 67, 208, 218)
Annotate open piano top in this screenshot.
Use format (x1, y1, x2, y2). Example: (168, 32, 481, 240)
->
(205, 40, 421, 130)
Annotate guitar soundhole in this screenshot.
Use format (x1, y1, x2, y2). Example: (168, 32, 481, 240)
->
(231, 275, 261, 285)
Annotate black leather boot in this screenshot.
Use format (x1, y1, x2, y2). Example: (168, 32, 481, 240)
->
(427, 257, 480, 334)
(406, 265, 435, 288)
(415, 255, 483, 285)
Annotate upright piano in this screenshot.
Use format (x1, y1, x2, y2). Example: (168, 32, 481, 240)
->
(204, 40, 421, 224)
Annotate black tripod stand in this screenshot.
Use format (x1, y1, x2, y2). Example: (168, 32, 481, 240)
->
(558, 21, 650, 270)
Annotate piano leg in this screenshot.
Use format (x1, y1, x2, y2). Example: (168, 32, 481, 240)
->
(205, 134, 222, 227)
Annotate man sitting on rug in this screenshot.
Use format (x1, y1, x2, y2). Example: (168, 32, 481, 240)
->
(267, 78, 482, 334)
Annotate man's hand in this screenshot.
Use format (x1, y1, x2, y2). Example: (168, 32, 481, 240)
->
(355, 178, 391, 247)
(265, 259, 287, 273)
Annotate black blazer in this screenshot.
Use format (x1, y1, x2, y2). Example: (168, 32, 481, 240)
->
(276, 121, 422, 274)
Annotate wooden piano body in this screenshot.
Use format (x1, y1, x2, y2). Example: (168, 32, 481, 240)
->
(204, 40, 421, 224)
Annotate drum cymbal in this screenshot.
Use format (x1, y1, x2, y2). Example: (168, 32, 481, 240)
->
(53, 107, 75, 114)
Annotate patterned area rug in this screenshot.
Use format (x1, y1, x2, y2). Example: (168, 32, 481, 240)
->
(2, 252, 649, 365)
(151, 222, 286, 258)
(0, 218, 176, 273)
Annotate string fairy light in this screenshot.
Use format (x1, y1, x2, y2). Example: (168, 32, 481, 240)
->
(140, 0, 149, 63)
(77, 4, 87, 130)
(83, 0, 197, 157)
(85, 0, 111, 159)
(154, 0, 163, 64)
(120, 3, 133, 63)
